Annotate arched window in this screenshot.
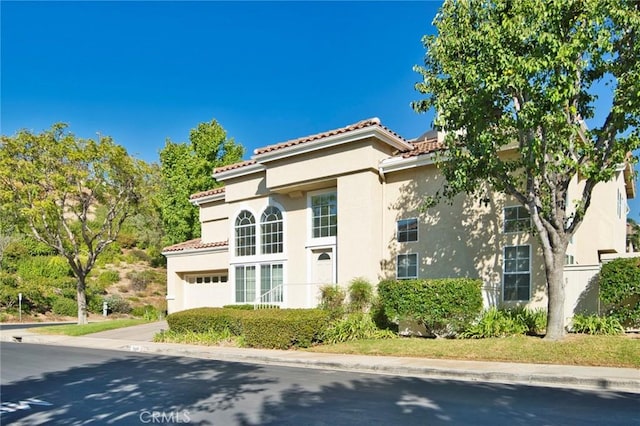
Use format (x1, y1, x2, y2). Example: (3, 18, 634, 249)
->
(261, 206, 283, 254)
(235, 210, 255, 256)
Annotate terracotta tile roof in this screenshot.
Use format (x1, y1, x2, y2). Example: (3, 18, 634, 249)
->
(189, 187, 225, 200)
(402, 137, 443, 158)
(162, 238, 228, 253)
(213, 159, 257, 175)
(253, 117, 408, 156)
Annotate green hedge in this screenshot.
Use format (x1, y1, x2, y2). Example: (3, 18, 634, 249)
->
(599, 257, 640, 328)
(166, 307, 330, 349)
(242, 309, 330, 349)
(378, 278, 483, 337)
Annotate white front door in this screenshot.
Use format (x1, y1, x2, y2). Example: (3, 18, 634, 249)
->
(309, 248, 334, 306)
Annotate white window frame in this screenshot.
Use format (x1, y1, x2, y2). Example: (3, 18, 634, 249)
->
(397, 218, 418, 243)
(261, 206, 284, 255)
(235, 210, 256, 257)
(235, 265, 256, 303)
(260, 263, 284, 303)
(396, 253, 418, 280)
(307, 189, 337, 246)
(185, 273, 228, 285)
(502, 245, 531, 302)
(504, 206, 531, 234)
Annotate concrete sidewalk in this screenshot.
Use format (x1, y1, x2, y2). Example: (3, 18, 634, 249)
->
(1, 322, 638, 394)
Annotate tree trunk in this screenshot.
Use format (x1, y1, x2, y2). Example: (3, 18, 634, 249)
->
(544, 250, 567, 340)
(77, 277, 88, 325)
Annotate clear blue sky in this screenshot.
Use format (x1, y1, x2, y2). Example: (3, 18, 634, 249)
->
(2, 1, 638, 218)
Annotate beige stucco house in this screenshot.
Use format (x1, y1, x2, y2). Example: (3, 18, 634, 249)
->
(163, 118, 635, 322)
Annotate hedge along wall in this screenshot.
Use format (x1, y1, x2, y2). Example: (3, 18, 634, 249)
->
(377, 278, 483, 337)
(599, 257, 640, 328)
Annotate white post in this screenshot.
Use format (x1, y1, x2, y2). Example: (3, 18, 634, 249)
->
(18, 293, 22, 322)
(102, 301, 108, 317)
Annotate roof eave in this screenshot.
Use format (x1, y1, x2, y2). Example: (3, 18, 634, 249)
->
(213, 163, 266, 182)
(253, 126, 413, 164)
(162, 245, 229, 257)
(190, 192, 225, 206)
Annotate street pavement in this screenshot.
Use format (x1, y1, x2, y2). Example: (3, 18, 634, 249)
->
(1, 321, 638, 394)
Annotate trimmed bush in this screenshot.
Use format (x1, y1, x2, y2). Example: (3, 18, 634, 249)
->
(167, 308, 248, 335)
(52, 297, 78, 317)
(599, 257, 640, 328)
(242, 309, 330, 349)
(570, 314, 624, 335)
(97, 270, 120, 287)
(378, 278, 483, 337)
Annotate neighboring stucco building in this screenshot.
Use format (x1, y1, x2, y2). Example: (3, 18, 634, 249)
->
(163, 118, 635, 322)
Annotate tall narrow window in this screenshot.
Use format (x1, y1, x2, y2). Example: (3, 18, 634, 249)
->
(397, 254, 418, 279)
(235, 265, 256, 303)
(260, 264, 283, 303)
(311, 192, 337, 238)
(235, 210, 255, 256)
(261, 206, 283, 254)
(397, 218, 418, 242)
(503, 245, 531, 301)
(504, 206, 531, 233)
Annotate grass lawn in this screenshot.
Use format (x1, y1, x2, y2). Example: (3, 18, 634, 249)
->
(33, 319, 150, 336)
(306, 334, 640, 368)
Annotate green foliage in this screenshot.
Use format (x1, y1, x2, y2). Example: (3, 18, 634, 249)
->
(103, 294, 132, 314)
(52, 297, 78, 317)
(321, 312, 397, 344)
(378, 278, 483, 337)
(154, 328, 236, 345)
(570, 314, 624, 336)
(131, 304, 162, 321)
(16, 256, 72, 281)
(507, 307, 547, 336)
(599, 257, 640, 327)
(347, 277, 374, 313)
(159, 119, 244, 245)
(242, 309, 330, 349)
(94, 242, 123, 267)
(319, 284, 346, 319)
(167, 307, 248, 335)
(97, 270, 120, 287)
(0, 124, 148, 324)
(223, 304, 256, 310)
(412, 0, 640, 340)
(461, 308, 528, 339)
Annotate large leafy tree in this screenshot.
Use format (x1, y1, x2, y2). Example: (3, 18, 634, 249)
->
(413, 0, 639, 339)
(0, 124, 146, 324)
(159, 119, 244, 245)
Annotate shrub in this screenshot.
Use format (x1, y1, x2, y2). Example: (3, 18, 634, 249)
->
(103, 294, 132, 314)
(347, 277, 374, 313)
(223, 304, 256, 310)
(94, 242, 123, 267)
(52, 297, 78, 317)
(599, 257, 640, 328)
(507, 307, 547, 335)
(126, 270, 156, 291)
(97, 270, 120, 287)
(131, 304, 161, 320)
(16, 256, 72, 281)
(319, 285, 346, 319)
(378, 278, 483, 337)
(321, 312, 397, 344)
(570, 314, 624, 335)
(461, 308, 528, 338)
(242, 309, 330, 349)
(167, 308, 248, 335)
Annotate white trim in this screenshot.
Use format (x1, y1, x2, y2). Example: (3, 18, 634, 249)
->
(503, 205, 531, 234)
(213, 162, 266, 182)
(254, 126, 413, 164)
(379, 152, 439, 175)
(162, 245, 228, 257)
(307, 189, 338, 244)
(502, 244, 532, 302)
(190, 192, 225, 206)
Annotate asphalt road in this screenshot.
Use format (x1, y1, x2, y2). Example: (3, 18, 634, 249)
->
(1, 343, 638, 425)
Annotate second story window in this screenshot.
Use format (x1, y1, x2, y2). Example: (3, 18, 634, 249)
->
(397, 218, 418, 242)
(261, 206, 283, 254)
(235, 210, 256, 256)
(504, 206, 531, 233)
(311, 192, 337, 238)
